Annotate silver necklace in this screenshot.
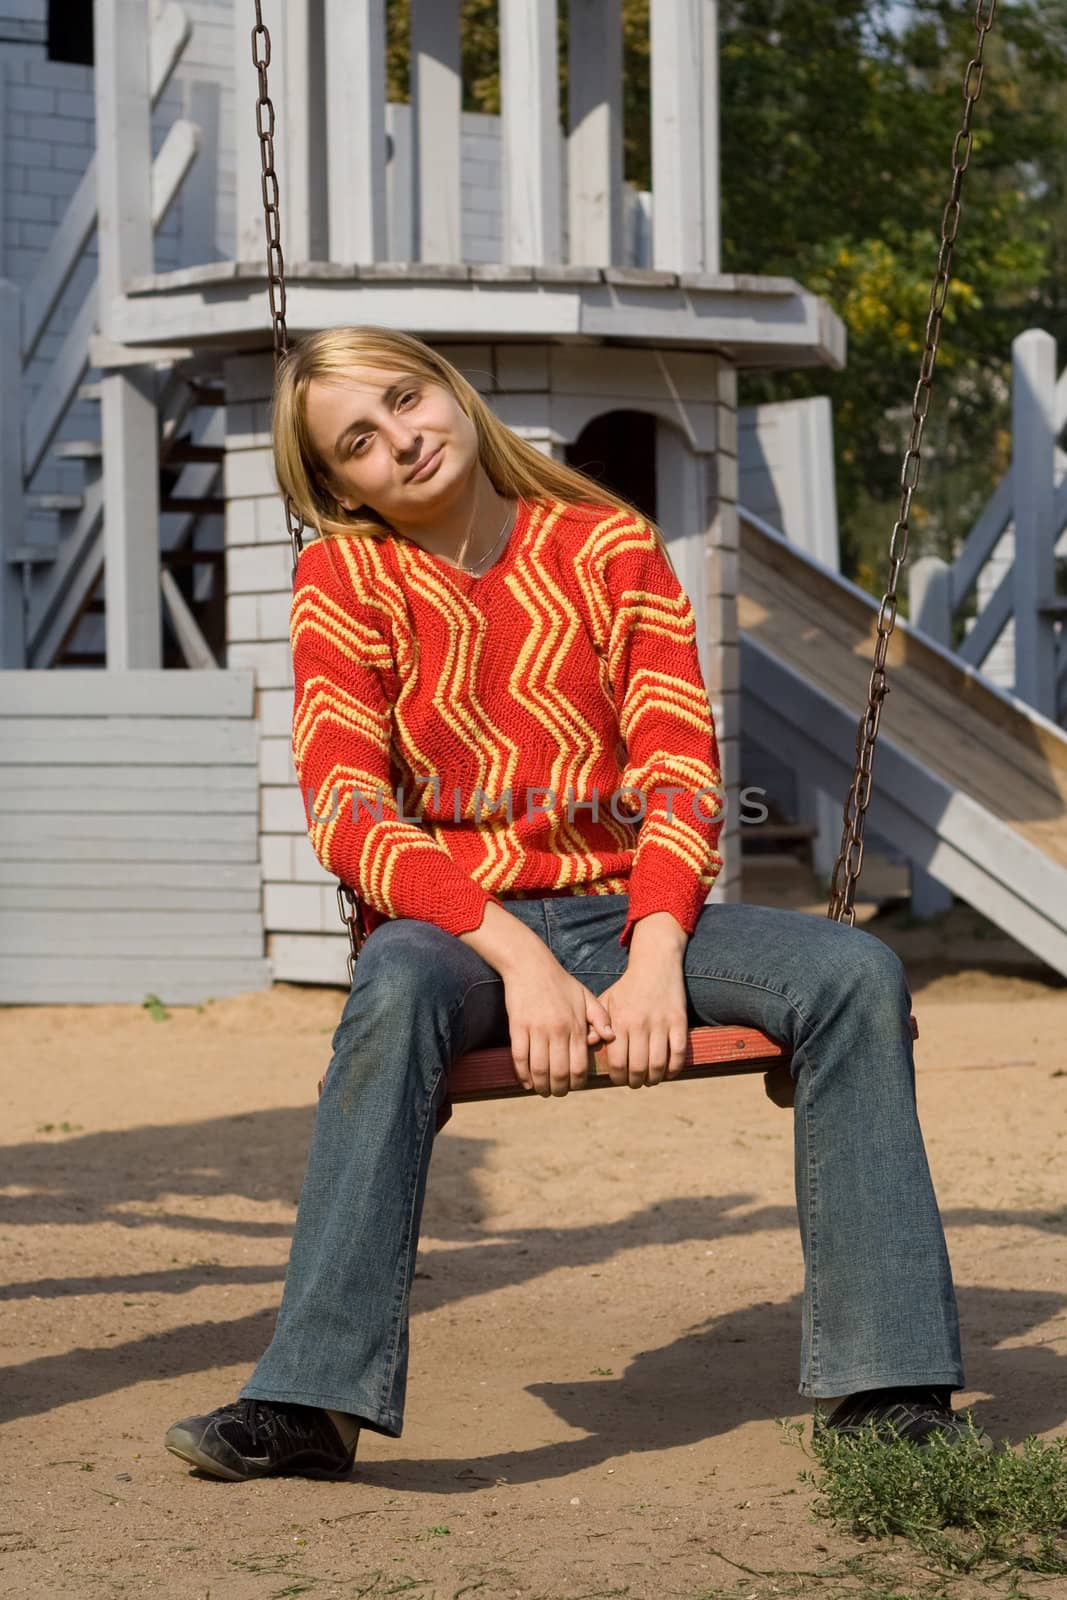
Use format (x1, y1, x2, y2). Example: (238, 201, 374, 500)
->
(454, 503, 514, 576)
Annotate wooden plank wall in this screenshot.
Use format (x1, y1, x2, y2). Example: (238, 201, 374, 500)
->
(0, 670, 270, 1003)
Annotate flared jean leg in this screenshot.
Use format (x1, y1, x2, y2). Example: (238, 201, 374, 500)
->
(240, 917, 510, 1435)
(544, 894, 964, 1400)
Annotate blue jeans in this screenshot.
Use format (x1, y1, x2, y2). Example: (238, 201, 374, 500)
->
(241, 896, 963, 1435)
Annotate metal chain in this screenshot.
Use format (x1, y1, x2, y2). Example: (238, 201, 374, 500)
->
(251, 2, 367, 977)
(827, 0, 997, 924)
(251, 0, 305, 581)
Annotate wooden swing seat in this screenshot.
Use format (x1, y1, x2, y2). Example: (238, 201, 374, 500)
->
(445, 1016, 919, 1106)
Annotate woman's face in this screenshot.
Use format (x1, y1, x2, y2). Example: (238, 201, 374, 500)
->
(303, 363, 480, 528)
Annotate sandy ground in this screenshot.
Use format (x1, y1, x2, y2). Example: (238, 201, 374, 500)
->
(2, 879, 1066, 1600)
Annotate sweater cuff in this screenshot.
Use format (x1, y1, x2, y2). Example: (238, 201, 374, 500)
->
(618, 878, 713, 951)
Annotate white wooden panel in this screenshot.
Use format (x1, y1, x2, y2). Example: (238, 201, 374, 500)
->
(0, 670, 255, 718)
(412, 0, 462, 263)
(326, 0, 387, 260)
(499, 0, 562, 265)
(0, 861, 262, 891)
(567, 0, 623, 266)
(0, 957, 271, 1005)
(0, 779, 256, 815)
(0, 884, 261, 913)
(0, 812, 257, 848)
(0, 911, 263, 957)
(0, 719, 258, 766)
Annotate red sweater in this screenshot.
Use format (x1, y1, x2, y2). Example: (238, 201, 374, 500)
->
(290, 497, 724, 949)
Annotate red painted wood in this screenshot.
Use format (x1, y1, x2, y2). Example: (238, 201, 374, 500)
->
(447, 1016, 919, 1102)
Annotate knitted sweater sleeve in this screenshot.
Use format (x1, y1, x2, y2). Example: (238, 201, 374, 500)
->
(600, 522, 725, 949)
(289, 549, 497, 939)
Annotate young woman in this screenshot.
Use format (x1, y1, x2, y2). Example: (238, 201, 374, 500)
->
(164, 327, 971, 1482)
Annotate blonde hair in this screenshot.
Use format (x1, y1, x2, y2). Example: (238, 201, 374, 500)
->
(271, 325, 678, 575)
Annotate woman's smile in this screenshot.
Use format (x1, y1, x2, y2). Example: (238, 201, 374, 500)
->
(407, 444, 444, 483)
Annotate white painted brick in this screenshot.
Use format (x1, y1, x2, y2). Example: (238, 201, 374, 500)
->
(229, 640, 294, 689)
(257, 591, 293, 641)
(260, 735, 297, 786)
(226, 594, 258, 641)
(709, 501, 739, 551)
(226, 498, 258, 547)
(269, 931, 350, 987)
(225, 446, 277, 499)
(706, 548, 738, 598)
(707, 641, 740, 695)
(7, 191, 52, 222)
(10, 85, 55, 114)
(259, 688, 295, 738)
(260, 833, 294, 881)
(226, 400, 272, 449)
(261, 783, 307, 832)
(51, 143, 91, 174)
(291, 831, 334, 884)
(227, 542, 292, 595)
(264, 881, 332, 933)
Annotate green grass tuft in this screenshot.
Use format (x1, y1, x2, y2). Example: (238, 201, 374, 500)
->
(780, 1416, 1067, 1576)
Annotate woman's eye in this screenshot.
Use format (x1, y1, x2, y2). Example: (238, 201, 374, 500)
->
(349, 434, 371, 456)
(398, 389, 418, 409)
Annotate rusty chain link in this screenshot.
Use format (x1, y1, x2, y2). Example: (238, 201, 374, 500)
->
(827, 0, 997, 924)
(251, 0, 306, 583)
(251, 2, 368, 975)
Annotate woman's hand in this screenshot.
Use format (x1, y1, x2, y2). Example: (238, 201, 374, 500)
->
(502, 944, 616, 1097)
(594, 915, 690, 1088)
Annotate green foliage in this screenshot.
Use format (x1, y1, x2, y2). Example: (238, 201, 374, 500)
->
(782, 1415, 1067, 1577)
(142, 993, 170, 1023)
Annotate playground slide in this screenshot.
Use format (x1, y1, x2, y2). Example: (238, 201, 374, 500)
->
(737, 515, 1067, 978)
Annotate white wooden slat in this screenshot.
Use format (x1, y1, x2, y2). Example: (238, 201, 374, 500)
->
(0, 782, 256, 816)
(567, 0, 623, 266)
(1, 670, 254, 718)
(0, 811, 257, 847)
(1012, 328, 1058, 715)
(325, 0, 387, 260)
(0, 910, 263, 958)
(1, 884, 260, 913)
(0, 957, 271, 1005)
(0, 764, 254, 793)
(26, 480, 104, 669)
(0, 860, 261, 890)
(0, 835, 257, 865)
(499, 0, 562, 265)
(412, 0, 461, 264)
(650, 0, 719, 274)
(0, 719, 258, 766)
(0, 282, 24, 670)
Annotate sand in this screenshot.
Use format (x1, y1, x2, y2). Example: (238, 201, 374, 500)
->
(2, 890, 1065, 1600)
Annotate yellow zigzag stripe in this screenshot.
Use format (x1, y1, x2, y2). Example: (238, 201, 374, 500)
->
(621, 672, 715, 744)
(293, 678, 389, 770)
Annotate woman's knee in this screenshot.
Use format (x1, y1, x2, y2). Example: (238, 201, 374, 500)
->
(346, 918, 471, 1021)
(820, 924, 910, 1015)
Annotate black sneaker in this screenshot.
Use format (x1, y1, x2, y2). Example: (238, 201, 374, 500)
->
(164, 1398, 358, 1481)
(822, 1386, 991, 1449)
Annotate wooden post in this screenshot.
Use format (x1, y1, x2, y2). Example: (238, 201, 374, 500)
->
(411, 0, 461, 263)
(325, 0, 386, 261)
(1012, 328, 1057, 716)
(236, 0, 329, 263)
(909, 555, 952, 648)
(499, 0, 562, 265)
(0, 280, 25, 668)
(94, 0, 161, 670)
(567, 0, 623, 266)
(650, 0, 720, 273)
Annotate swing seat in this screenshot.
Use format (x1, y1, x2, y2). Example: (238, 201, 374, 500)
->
(446, 1016, 919, 1108)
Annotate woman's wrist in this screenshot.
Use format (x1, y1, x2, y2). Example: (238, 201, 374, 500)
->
(627, 910, 688, 959)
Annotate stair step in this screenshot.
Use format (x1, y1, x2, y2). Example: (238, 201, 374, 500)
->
(189, 383, 226, 407)
(60, 652, 106, 666)
(6, 543, 58, 565)
(54, 439, 102, 461)
(160, 547, 225, 567)
(28, 493, 83, 513)
(161, 441, 225, 465)
(162, 496, 226, 516)
(77, 383, 102, 403)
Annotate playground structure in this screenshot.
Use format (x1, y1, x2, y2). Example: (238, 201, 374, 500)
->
(0, 0, 1064, 1006)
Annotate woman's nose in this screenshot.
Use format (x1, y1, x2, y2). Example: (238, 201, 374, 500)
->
(385, 421, 420, 457)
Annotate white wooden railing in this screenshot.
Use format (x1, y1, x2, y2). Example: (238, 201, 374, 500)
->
(910, 328, 1067, 724)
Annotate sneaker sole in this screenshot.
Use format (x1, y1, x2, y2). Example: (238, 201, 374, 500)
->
(164, 1426, 355, 1482)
